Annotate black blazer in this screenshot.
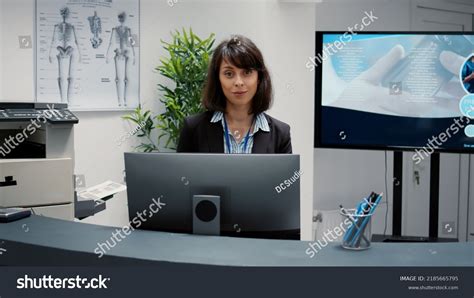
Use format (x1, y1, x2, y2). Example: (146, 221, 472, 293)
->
(177, 111, 292, 153)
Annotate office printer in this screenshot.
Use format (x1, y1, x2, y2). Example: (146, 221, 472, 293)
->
(0, 102, 108, 221)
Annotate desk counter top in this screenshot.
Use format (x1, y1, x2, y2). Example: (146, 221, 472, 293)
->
(0, 215, 472, 267)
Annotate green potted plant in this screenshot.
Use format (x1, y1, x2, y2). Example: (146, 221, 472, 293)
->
(123, 28, 215, 152)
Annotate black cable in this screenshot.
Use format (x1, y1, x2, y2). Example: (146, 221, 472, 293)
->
(383, 150, 389, 236)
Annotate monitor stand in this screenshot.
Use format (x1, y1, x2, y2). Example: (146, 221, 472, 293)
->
(372, 151, 457, 243)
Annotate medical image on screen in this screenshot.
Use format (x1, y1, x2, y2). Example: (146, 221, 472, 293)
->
(461, 55, 474, 94)
(318, 33, 474, 151)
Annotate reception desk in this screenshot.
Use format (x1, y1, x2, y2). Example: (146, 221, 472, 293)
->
(0, 215, 472, 266)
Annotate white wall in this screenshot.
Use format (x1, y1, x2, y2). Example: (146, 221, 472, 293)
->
(1, 0, 34, 101)
(0, 0, 316, 240)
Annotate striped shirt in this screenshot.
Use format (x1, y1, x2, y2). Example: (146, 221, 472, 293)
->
(210, 111, 270, 153)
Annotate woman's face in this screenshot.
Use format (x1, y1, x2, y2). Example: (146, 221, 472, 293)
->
(219, 59, 259, 111)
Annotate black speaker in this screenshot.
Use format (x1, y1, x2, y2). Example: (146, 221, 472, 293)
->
(192, 195, 220, 235)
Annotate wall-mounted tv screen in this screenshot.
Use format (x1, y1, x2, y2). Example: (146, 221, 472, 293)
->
(314, 32, 474, 153)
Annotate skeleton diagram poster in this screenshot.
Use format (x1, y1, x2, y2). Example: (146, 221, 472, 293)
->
(36, 0, 140, 110)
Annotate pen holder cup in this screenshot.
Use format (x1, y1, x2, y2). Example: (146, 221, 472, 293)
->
(340, 209, 372, 250)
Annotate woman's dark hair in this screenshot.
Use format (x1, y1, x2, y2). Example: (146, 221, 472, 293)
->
(202, 35, 273, 114)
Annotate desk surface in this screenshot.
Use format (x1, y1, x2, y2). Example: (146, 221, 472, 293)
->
(0, 215, 473, 267)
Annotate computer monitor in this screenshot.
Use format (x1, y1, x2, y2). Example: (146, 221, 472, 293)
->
(314, 31, 474, 153)
(124, 153, 301, 239)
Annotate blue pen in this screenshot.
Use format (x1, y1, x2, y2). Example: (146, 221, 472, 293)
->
(343, 200, 362, 242)
(355, 201, 363, 215)
(350, 193, 383, 246)
(343, 196, 369, 242)
(349, 193, 383, 247)
(352, 194, 382, 247)
(343, 197, 370, 242)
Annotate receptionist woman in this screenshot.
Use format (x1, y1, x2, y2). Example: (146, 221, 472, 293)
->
(177, 35, 292, 154)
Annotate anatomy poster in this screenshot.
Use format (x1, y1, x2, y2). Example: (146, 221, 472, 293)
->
(36, 0, 140, 110)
